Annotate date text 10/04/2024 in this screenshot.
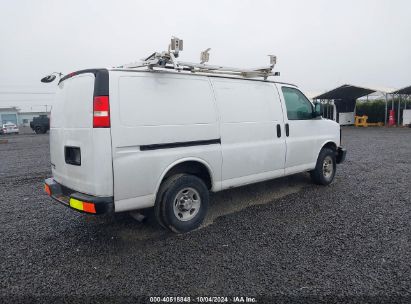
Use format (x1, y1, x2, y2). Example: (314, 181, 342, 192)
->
(149, 296, 257, 303)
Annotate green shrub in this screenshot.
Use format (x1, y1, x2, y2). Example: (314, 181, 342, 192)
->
(356, 100, 386, 123)
(356, 99, 408, 123)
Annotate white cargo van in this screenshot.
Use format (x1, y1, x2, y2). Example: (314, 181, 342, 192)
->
(44, 60, 346, 233)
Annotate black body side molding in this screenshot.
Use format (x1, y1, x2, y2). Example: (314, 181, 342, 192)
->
(140, 139, 221, 151)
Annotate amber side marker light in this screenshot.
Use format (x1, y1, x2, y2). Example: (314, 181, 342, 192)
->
(69, 198, 96, 214)
(44, 183, 51, 196)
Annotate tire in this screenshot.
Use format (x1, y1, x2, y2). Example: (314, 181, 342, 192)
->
(157, 174, 209, 233)
(310, 148, 336, 185)
(154, 174, 184, 229)
(34, 126, 42, 134)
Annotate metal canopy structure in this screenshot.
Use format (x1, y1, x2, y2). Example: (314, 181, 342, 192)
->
(391, 85, 411, 126)
(313, 84, 375, 100)
(392, 85, 411, 95)
(313, 84, 377, 125)
(312, 84, 401, 126)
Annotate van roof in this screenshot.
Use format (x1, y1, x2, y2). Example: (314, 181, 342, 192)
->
(59, 68, 297, 88)
(109, 68, 298, 87)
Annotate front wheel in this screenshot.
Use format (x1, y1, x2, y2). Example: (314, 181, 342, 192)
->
(156, 174, 209, 233)
(310, 148, 336, 185)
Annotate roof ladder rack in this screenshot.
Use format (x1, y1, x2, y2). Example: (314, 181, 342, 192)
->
(117, 37, 280, 80)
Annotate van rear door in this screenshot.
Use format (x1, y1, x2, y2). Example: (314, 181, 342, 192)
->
(50, 69, 113, 197)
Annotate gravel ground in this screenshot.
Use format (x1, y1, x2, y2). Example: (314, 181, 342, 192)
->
(0, 128, 410, 303)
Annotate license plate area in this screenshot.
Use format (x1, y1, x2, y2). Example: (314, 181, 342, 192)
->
(56, 195, 70, 205)
(65, 146, 81, 166)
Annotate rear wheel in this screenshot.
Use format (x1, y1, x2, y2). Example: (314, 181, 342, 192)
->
(34, 126, 43, 134)
(154, 174, 183, 229)
(310, 148, 336, 185)
(156, 174, 209, 233)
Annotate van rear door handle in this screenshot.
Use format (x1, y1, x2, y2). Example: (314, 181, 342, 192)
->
(276, 124, 281, 138)
(285, 123, 289, 137)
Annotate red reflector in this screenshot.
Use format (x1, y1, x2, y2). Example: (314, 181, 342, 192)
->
(83, 202, 96, 213)
(93, 96, 110, 128)
(44, 184, 51, 196)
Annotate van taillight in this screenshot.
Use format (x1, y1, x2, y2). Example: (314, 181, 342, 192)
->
(93, 96, 110, 128)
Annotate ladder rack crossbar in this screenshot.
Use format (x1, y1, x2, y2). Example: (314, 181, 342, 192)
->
(118, 61, 276, 79)
(115, 37, 279, 79)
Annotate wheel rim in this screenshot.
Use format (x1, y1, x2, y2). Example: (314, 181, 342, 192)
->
(173, 187, 201, 222)
(322, 156, 334, 179)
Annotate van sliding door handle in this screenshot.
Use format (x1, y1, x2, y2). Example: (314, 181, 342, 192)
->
(276, 124, 281, 138)
(285, 123, 289, 137)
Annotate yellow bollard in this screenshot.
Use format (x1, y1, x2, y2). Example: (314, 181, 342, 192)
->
(355, 115, 368, 127)
(355, 115, 384, 127)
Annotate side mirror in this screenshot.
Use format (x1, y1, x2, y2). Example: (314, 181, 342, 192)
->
(313, 102, 322, 118)
(41, 75, 57, 83)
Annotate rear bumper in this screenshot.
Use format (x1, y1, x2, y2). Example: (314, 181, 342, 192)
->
(336, 147, 347, 164)
(44, 178, 114, 214)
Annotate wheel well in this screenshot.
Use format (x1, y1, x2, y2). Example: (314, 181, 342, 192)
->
(322, 141, 337, 152)
(162, 161, 212, 189)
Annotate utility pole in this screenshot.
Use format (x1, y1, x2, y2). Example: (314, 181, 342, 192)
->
(384, 93, 388, 126)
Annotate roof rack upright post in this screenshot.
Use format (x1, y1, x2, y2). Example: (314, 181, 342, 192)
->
(117, 36, 280, 80)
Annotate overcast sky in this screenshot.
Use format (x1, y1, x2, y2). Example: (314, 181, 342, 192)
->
(1, 0, 410, 111)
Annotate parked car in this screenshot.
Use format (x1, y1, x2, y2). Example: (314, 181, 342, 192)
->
(30, 115, 49, 134)
(44, 67, 346, 233)
(0, 122, 19, 135)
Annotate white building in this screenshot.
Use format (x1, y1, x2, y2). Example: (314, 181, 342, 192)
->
(0, 107, 48, 127)
(18, 111, 49, 127)
(0, 107, 19, 125)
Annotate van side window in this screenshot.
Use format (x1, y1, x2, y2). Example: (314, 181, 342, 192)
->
(281, 87, 313, 120)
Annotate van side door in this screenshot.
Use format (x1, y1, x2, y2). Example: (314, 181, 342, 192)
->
(211, 78, 286, 189)
(276, 85, 319, 174)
